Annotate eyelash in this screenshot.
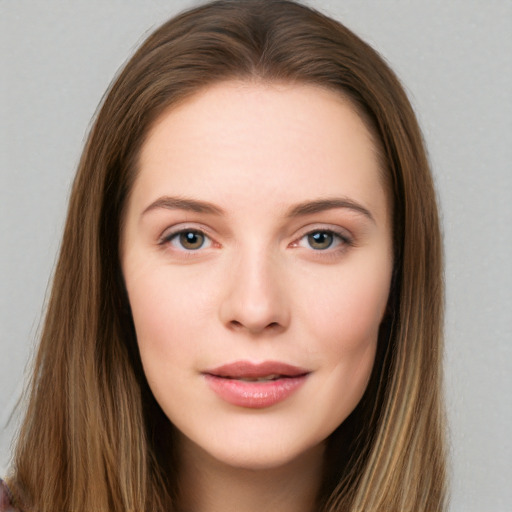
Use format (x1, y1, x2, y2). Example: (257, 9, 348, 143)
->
(158, 226, 353, 255)
(295, 228, 353, 252)
(159, 227, 214, 251)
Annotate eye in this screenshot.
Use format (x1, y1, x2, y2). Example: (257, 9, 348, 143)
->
(164, 229, 212, 251)
(297, 229, 350, 251)
(306, 231, 335, 250)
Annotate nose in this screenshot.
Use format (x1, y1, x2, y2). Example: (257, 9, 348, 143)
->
(219, 250, 290, 335)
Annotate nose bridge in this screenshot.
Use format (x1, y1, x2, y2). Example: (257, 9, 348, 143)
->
(219, 243, 289, 334)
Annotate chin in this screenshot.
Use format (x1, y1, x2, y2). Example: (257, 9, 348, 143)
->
(178, 426, 326, 473)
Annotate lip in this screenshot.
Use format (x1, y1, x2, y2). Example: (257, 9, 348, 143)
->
(203, 361, 310, 409)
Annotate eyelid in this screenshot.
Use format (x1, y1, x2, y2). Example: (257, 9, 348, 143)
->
(157, 222, 353, 254)
(158, 223, 219, 250)
(290, 224, 354, 248)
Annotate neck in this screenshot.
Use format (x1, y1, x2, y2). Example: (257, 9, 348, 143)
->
(177, 439, 324, 512)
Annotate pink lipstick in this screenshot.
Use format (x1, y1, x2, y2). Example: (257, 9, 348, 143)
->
(203, 361, 309, 408)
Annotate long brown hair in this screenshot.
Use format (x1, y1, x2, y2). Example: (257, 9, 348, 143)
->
(9, 1, 446, 510)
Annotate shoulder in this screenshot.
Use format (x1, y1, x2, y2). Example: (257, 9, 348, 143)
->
(0, 479, 20, 512)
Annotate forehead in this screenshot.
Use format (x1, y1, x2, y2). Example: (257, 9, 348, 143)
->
(132, 80, 388, 220)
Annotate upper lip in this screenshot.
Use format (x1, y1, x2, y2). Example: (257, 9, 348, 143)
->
(204, 360, 310, 379)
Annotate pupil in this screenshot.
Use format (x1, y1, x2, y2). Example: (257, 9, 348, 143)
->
(308, 232, 333, 250)
(180, 231, 204, 249)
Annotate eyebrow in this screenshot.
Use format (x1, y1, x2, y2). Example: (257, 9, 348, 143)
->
(143, 196, 225, 216)
(286, 198, 375, 223)
(142, 195, 374, 223)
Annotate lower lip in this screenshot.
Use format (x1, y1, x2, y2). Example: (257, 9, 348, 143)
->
(204, 374, 308, 408)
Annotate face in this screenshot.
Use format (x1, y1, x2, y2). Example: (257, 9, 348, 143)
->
(121, 81, 393, 471)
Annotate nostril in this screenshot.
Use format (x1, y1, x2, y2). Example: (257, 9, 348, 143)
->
(227, 320, 282, 333)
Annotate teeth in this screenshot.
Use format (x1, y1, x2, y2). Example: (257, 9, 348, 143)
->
(237, 374, 281, 382)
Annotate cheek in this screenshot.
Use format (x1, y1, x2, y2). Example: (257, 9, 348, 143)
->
(303, 265, 390, 355)
(297, 260, 390, 421)
(125, 266, 208, 379)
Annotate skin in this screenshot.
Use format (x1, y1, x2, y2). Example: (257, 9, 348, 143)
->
(121, 81, 393, 512)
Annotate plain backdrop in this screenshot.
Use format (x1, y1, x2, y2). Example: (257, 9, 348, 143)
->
(1, 1, 511, 510)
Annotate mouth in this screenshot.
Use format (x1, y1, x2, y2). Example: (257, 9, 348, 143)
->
(229, 374, 286, 382)
(203, 361, 310, 408)
(205, 360, 309, 379)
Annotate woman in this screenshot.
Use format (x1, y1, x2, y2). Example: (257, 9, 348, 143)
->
(1, 0, 447, 510)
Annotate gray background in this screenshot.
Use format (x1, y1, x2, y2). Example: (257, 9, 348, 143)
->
(1, 1, 511, 510)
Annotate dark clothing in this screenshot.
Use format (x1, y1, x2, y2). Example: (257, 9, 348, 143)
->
(0, 479, 19, 512)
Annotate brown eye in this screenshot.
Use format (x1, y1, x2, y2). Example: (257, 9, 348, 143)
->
(307, 231, 334, 250)
(179, 231, 206, 250)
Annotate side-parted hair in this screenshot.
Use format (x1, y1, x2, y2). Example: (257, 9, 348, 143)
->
(9, 1, 446, 510)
